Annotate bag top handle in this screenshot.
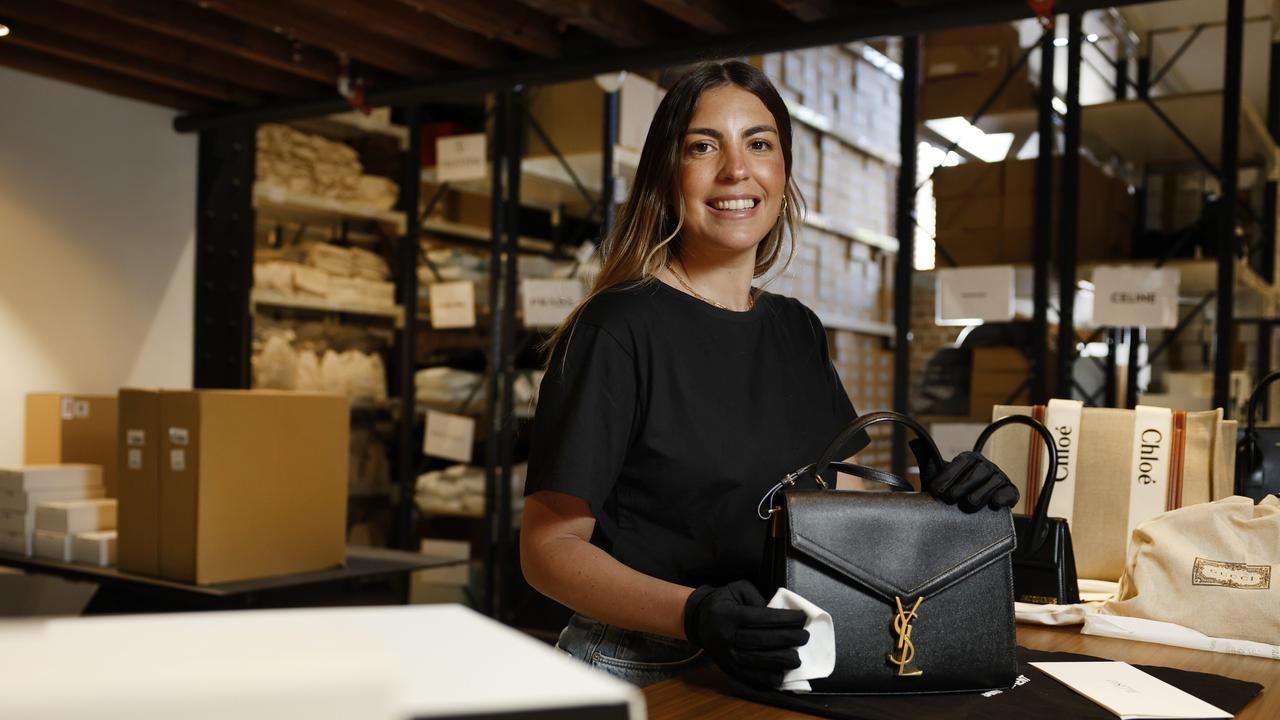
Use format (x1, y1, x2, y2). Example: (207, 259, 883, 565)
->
(813, 411, 944, 483)
(974, 414, 1058, 553)
(1246, 370, 1280, 434)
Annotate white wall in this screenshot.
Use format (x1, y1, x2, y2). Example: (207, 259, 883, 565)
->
(0, 66, 196, 465)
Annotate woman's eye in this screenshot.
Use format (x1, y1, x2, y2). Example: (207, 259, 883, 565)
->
(750, 139, 773, 151)
(688, 141, 715, 154)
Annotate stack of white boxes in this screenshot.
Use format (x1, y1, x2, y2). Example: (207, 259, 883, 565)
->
(34, 496, 118, 566)
(0, 465, 106, 558)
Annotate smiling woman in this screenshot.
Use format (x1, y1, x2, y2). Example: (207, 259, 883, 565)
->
(517, 60, 1014, 691)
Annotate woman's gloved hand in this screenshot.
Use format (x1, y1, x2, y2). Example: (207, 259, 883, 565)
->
(683, 580, 808, 688)
(915, 445, 1020, 513)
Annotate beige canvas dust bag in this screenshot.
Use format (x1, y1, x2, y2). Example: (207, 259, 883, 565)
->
(988, 405, 1237, 582)
(1100, 496, 1280, 645)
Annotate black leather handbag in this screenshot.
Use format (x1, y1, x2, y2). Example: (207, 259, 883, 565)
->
(974, 415, 1080, 606)
(1237, 370, 1280, 502)
(762, 411, 1018, 695)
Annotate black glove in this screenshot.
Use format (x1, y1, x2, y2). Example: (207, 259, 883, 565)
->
(920, 450, 1020, 513)
(683, 580, 808, 688)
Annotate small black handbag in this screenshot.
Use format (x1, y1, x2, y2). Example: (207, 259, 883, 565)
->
(974, 415, 1080, 606)
(763, 411, 1018, 695)
(1236, 370, 1280, 502)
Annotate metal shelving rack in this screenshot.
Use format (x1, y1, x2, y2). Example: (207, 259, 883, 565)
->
(188, 0, 1257, 618)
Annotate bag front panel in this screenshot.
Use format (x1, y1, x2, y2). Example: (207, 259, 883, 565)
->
(784, 539, 1017, 694)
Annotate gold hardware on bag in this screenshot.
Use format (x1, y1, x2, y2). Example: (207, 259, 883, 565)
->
(887, 596, 924, 677)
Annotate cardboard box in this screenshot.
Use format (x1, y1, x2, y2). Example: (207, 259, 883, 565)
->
(117, 389, 162, 576)
(935, 194, 1003, 230)
(72, 530, 117, 567)
(921, 71, 1036, 121)
(34, 530, 73, 562)
(24, 394, 118, 498)
(0, 465, 102, 493)
(525, 74, 663, 156)
(156, 390, 349, 585)
(35, 498, 117, 535)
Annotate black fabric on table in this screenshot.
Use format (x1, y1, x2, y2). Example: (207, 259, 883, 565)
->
(728, 647, 1264, 720)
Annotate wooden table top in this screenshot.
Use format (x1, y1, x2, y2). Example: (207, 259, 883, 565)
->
(643, 624, 1277, 719)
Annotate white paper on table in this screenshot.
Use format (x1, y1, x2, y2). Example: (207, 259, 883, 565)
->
(1083, 613, 1280, 662)
(1029, 661, 1231, 719)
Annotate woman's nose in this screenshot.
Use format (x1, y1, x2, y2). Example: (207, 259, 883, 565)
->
(719, 146, 749, 182)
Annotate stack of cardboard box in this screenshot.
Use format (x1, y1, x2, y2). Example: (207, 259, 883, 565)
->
(969, 347, 1057, 419)
(33, 497, 117, 565)
(769, 227, 892, 326)
(921, 25, 1036, 120)
(117, 389, 348, 585)
(0, 466, 105, 556)
(933, 157, 1134, 265)
(830, 330, 894, 468)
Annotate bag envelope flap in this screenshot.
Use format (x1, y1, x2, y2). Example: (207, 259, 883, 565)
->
(784, 490, 1015, 603)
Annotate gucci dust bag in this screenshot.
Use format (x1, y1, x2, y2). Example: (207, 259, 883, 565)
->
(1100, 495, 1280, 645)
(763, 411, 1018, 694)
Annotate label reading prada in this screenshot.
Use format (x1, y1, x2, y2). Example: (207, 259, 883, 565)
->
(1192, 557, 1272, 590)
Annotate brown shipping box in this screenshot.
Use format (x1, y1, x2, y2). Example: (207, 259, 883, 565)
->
(922, 25, 1034, 120)
(117, 389, 162, 576)
(157, 390, 349, 585)
(525, 73, 662, 156)
(25, 394, 119, 498)
(986, 405, 1237, 582)
(969, 348, 1042, 419)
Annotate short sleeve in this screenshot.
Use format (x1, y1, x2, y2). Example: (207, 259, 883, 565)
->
(809, 309, 870, 460)
(525, 322, 638, 519)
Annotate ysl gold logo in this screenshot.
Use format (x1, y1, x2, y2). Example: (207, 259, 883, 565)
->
(886, 596, 924, 677)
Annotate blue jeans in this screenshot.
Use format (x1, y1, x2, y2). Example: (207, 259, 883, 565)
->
(555, 613, 708, 687)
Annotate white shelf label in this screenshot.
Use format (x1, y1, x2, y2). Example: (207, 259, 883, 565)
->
(936, 266, 1016, 323)
(521, 279, 583, 328)
(435, 133, 487, 183)
(423, 410, 475, 464)
(1091, 266, 1180, 328)
(429, 281, 477, 329)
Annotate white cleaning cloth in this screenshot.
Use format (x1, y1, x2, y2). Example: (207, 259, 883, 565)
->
(767, 588, 836, 693)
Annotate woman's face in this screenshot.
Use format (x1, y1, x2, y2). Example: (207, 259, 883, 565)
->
(677, 84, 786, 259)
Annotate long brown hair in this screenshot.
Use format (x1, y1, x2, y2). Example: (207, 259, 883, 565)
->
(545, 61, 804, 358)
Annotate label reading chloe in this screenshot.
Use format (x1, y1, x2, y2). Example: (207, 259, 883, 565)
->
(1192, 557, 1272, 590)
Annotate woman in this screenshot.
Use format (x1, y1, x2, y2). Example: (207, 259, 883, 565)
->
(521, 61, 1017, 688)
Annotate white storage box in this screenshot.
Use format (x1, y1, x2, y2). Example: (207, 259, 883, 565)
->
(0, 529, 33, 556)
(0, 465, 102, 492)
(72, 530, 117, 567)
(33, 530, 73, 561)
(0, 485, 105, 512)
(36, 498, 117, 534)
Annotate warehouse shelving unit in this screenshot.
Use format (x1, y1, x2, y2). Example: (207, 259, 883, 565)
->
(181, 0, 1245, 619)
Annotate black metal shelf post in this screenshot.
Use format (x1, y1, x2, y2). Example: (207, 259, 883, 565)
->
(396, 106, 423, 551)
(1058, 12, 1083, 399)
(892, 35, 920, 478)
(602, 87, 621, 240)
(1032, 21, 1056, 405)
(1215, 0, 1244, 413)
(194, 124, 256, 390)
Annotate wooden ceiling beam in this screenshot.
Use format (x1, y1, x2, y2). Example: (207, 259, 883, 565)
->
(3, 23, 264, 104)
(50, 0, 338, 84)
(0, 0, 318, 98)
(316, 0, 507, 68)
(639, 0, 741, 34)
(771, 0, 835, 22)
(514, 0, 667, 48)
(193, 0, 443, 78)
(394, 0, 562, 58)
(0, 44, 213, 111)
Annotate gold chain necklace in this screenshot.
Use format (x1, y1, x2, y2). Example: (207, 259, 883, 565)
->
(666, 260, 755, 311)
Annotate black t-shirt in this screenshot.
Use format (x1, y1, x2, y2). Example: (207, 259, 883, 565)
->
(525, 280, 869, 588)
